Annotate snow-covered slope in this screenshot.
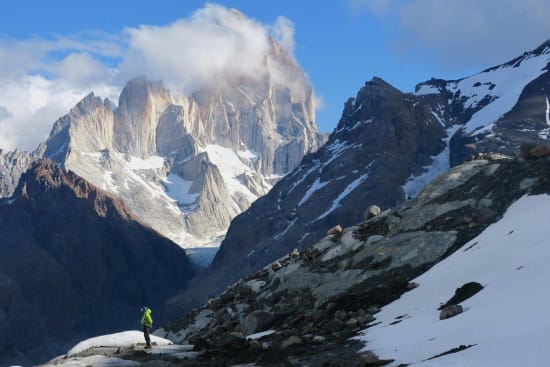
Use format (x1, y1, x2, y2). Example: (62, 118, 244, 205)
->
(358, 194, 550, 366)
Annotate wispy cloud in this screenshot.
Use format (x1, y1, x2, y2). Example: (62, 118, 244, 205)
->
(347, 0, 550, 67)
(0, 4, 303, 151)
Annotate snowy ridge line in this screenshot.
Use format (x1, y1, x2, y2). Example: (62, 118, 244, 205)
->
(452, 52, 549, 134)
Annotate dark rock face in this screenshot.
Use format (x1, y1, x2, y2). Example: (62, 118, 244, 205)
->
(439, 282, 484, 310)
(0, 160, 195, 365)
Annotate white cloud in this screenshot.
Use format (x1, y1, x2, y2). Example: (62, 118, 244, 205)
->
(271, 16, 295, 55)
(0, 76, 118, 151)
(120, 5, 303, 94)
(0, 105, 11, 120)
(348, 0, 550, 68)
(0, 4, 309, 152)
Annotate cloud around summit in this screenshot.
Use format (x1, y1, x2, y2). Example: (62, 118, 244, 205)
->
(0, 4, 300, 151)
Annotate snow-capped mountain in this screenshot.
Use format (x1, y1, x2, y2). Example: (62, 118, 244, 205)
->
(0, 159, 194, 366)
(169, 40, 550, 315)
(33, 39, 325, 255)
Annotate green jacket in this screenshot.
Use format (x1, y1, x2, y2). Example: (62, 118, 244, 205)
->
(141, 308, 153, 327)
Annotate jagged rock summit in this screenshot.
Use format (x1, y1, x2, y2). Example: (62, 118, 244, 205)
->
(2, 37, 325, 257)
(169, 40, 550, 312)
(0, 159, 195, 366)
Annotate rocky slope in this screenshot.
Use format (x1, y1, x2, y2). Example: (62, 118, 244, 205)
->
(0, 159, 195, 366)
(169, 40, 550, 313)
(37, 38, 325, 255)
(0, 147, 43, 198)
(44, 151, 550, 366)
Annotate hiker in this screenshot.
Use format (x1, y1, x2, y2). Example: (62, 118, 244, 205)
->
(140, 306, 153, 349)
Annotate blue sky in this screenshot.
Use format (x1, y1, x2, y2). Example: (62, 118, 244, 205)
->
(1, 0, 550, 150)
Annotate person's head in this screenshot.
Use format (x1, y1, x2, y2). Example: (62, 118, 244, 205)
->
(141, 306, 149, 313)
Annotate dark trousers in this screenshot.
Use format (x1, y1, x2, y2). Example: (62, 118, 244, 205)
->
(143, 325, 151, 347)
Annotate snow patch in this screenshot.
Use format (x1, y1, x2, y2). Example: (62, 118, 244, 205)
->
(126, 155, 165, 170)
(201, 144, 257, 202)
(102, 171, 119, 194)
(324, 139, 362, 167)
(67, 331, 172, 356)
(546, 96, 550, 126)
(357, 194, 550, 366)
(416, 84, 440, 96)
(403, 125, 460, 200)
(288, 162, 321, 194)
(317, 167, 372, 220)
(449, 53, 550, 134)
(238, 149, 258, 162)
(298, 178, 330, 206)
(162, 173, 199, 206)
(274, 218, 298, 240)
(247, 329, 275, 340)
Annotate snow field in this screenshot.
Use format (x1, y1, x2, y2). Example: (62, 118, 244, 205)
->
(358, 194, 550, 366)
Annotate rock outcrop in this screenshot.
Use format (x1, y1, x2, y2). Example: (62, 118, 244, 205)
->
(0, 160, 195, 366)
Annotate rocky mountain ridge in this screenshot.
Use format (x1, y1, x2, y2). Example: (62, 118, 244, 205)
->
(169, 40, 550, 313)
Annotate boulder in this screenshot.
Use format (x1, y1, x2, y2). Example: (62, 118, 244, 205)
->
(477, 207, 496, 223)
(522, 143, 550, 159)
(439, 304, 464, 320)
(272, 262, 283, 272)
(280, 335, 303, 349)
(359, 352, 395, 366)
(207, 298, 221, 310)
(439, 282, 483, 310)
(365, 205, 382, 220)
(325, 318, 344, 332)
(334, 310, 347, 320)
(241, 310, 275, 336)
(313, 335, 326, 343)
(366, 306, 381, 314)
(345, 318, 358, 329)
(217, 332, 246, 350)
(327, 225, 343, 236)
